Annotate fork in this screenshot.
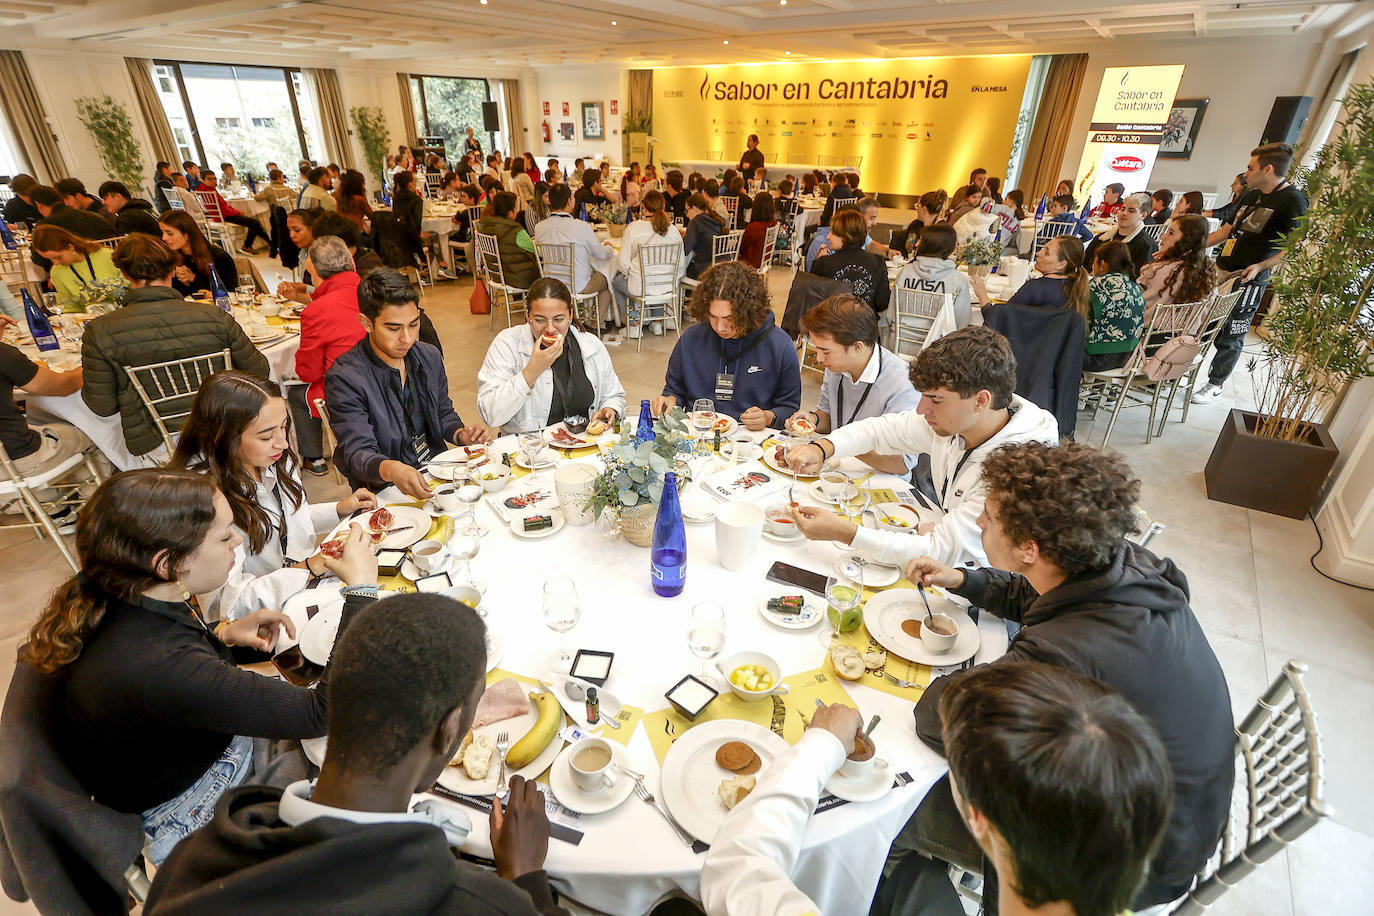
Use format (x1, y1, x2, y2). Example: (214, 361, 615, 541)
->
(882, 671, 917, 689)
(617, 765, 695, 847)
(494, 731, 510, 802)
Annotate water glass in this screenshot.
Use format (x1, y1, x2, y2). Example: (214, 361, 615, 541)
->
(687, 602, 727, 683)
(518, 430, 545, 467)
(842, 477, 871, 521)
(450, 534, 484, 594)
(820, 557, 864, 646)
(691, 398, 715, 437)
(543, 576, 581, 672)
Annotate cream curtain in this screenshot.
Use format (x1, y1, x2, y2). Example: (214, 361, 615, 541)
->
(1018, 53, 1088, 201)
(499, 79, 525, 156)
(0, 50, 67, 182)
(125, 58, 178, 166)
(308, 68, 355, 170)
(396, 72, 417, 147)
(628, 70, 653, 131)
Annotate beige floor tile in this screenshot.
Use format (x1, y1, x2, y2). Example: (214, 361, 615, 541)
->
(1286, 817, 1374, 916)
(1199, 847, 1295, 916)
(1256, 552, 1374, 682)
(1204, 628, 1272, 724)
(1247, 508, 1321, 559)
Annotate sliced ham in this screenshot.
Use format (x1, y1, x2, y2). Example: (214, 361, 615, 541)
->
(471, 677, 529, 728)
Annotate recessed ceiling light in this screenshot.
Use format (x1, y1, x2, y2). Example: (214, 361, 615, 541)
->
(784, 50, 791, 55)
(610, 19, 617, 25)
(479, 0, 487, 4)
(780, 0, 787, 5)
(722, 39, 729, 45)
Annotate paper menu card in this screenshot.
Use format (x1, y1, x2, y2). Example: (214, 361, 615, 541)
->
(484, 475, 560, 523)
(642, 669, 855, 765)
(697, 459, 792, 505)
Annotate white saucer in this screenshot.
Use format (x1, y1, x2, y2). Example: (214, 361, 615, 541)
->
(825, 758, 894, 802)
(762, 526, 805, 544)
(756, 586, 825, 630)
(839, 551, 901, 588)
(547, 743, 637, 815)
(401, 556, 457, 581)
(509, 509, 565, 539)
(808, 480, 855, 506)
(515, 449, 558, 471)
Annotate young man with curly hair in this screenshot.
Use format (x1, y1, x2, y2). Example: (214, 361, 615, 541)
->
(652, 260, 801, 431)
(898, 441, 1233, 914)
(784, 326, 1058, 569)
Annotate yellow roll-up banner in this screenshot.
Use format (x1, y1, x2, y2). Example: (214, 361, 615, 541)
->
(1072, 65, 1185, 205)
(652, 56, 1033, 196)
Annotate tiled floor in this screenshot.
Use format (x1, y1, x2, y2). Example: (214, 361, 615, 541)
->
(1, 268, 1369, 915)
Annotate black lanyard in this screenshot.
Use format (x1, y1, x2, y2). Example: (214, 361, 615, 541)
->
(71, 252, 97, 289)
(835, 349, 881, 427)
(938, 447, 977, 510)
(268, 478, 290, 561)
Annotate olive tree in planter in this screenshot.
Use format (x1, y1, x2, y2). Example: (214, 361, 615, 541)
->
(1204, 79, 1374, 519)
(349, 105, 390, 189)
(74, 95, 145, 190)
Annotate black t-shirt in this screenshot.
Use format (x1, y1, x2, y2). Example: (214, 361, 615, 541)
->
(738, 148, 765, 175)
(0, 343, 40, 460)
(1216, 182, 1307, 272)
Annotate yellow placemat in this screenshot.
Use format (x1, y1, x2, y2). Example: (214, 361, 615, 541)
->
(819, 584, 933, 702)
(642, 668, 854, 765)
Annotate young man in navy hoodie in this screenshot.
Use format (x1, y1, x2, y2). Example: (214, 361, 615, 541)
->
(652, 260, 801, 431)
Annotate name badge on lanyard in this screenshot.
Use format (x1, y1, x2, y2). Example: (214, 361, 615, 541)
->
(715, 372, 735, 402)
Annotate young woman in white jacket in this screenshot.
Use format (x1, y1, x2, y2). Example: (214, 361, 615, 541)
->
(612, 190, 687, 338)
(168, 371, 376, 620)
(476, 277, 627, 435)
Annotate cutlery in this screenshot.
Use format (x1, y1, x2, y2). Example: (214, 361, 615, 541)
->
(494, 731, 510, 802)
(881, 672, 917, 689)
(916, 582, 936, 628)
(538, 678, 620, 730)
(617, 764, 695, 847)
(864, 715, 881, 737)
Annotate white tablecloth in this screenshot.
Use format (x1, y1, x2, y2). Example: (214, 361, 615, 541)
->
(225, 195, 271, 232)
(793, 201, 824, 254)
(373, 431, 1007, 914)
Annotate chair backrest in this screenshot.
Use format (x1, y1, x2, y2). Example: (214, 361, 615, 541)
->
(476, 230, 526, 296)
(162, 186, 183, 210)
(534, 240, 576, 290)
(1198, 288, 1243, 350)
(123, 348, 233, 453)
(723, 195, 739, 223)
(706, 150, 723, 162)
(713, 230, 743, 264)
(890, 287, 950, 358)
(94, 236, 126, 251)
(1128, 299, 1208, 381)
(631, 242, 681, 298)
(757, 224, 780, 273)
(424, 171, 443, 197)
(176, 187, 205, 221)
(195, 190, 226, 223)
(234, 256, 270, 293)
(1141, 222, 1167, 242)
(1170, 660, 1331, 916)
(313, 396, 338, 460)
(775, 196, 798, 226)
(1032, 219, 1080, 259)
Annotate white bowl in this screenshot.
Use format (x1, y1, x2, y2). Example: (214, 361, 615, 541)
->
(919, 612, 959, 654)
(717, 651, 789, 701)
(476, 465, 511, 492)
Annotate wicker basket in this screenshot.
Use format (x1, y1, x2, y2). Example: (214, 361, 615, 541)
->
(607, 222, 626, 239)
(966, 263, 993, 278)
(618, 503, 657, 547)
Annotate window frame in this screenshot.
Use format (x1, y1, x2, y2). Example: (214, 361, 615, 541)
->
(153, 59, 315, 166)
(407, 73, 495, 160)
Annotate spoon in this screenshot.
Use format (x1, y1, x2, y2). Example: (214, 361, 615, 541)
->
(558, 677, 622, 729)
(916, 581, 936, 628)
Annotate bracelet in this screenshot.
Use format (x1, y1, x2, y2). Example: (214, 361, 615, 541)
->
(213, 619, 232, 642)
(339, 584, 381, 599)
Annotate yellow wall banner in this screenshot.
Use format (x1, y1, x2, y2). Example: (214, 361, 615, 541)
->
(652, 56, 1033, 196)
(1073, 65, 1185, 205)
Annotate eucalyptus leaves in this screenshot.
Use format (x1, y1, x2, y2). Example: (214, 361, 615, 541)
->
(956, 235, 1003, 268)
(584, 409, 696, 519)
(74, 96, 145, 190)
(588, 200, 630, 226)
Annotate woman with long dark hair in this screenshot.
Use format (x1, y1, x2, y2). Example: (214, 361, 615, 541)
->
(169, 371, 375, 619)
(976, 235, 1089, 312)
(1138, 214, 1219, 317)
(738, 192, 777, 269)
(30, 224, 127, 312)
(1083, 240, 1147, 371)
(21, 468, 377, 863)
(334, 169, 373, 234)
(892, 189, 948, 258)
(159, 209, 237, 297)
(476, 277, 626, 434)
(614, 190, 687, 337)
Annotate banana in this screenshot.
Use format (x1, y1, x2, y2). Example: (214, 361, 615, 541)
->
(505, 689, 562, 769)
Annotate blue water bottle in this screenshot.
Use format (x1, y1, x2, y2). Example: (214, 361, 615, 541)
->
(1034, 194, 1047, 220)
(20, 289, 60, 353)
(246, 171, 257, 193)
(0, 218, 16, 250)
(636, 399, 656, 443)
(651, 472, 686, 597)
(209, 265, 232, 313)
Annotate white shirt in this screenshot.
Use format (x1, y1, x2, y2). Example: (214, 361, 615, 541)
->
(198, 463, 343, 621)
(700, 729, 845, 916)
(828, 395, 1059, 570)
(476, 324, 627, 434)
(617, 218, 686, 295)
(815, 346, 921, 472)
(279, 779, 474, 848)
(533, 213, 617, 291)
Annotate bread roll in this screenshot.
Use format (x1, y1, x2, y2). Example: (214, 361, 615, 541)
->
(718, 774, 756, 810)
(831, 644, 865, 680)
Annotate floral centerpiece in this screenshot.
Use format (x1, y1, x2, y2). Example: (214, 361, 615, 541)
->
(585, 408, 698, 545)
(73, 276, 128, 313)
(955, 236, 1003, 278)
(588, 200, 630, 237)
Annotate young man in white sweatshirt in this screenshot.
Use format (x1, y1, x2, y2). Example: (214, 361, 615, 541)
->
(786, 326, 1058, 571)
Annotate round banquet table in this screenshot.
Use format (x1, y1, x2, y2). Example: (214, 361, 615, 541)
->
(366, 429, 1008, 914)
(224, 194, 271, 233)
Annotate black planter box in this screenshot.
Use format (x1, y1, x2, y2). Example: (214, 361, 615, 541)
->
(1204, 409, 1339, 519)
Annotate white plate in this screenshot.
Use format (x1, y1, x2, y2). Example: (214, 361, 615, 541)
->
(872, 502, 928, 533)
(276, 587, 345, 655)
(690, 414, 737, 439)
(324, 505, 432, 551)
(248, 328, 286, 344)
(756, 586, 825, 630)
(301, 735, 327, 767)
(436, 689, 568, 797)
(679, 486, 717, 523)
(759, 441, 818, 480)
(840, 552, 901, 588)
(547, 743, 637, 815)
(515, 448, 558, 471)
(718, 440, 763, 463)
(298, 602, 343, 665)
(808, 480, 858, 506)
(761, 525, 804, 544)
(543, 422, 594, 449)
(861, 590, 980, 667)
(660, 719, 790, 844)
(427, 445, 490, 480)
(509, 509, 565, 539)
(825, 758, 895, 803)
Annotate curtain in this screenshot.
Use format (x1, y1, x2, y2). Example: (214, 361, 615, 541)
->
(0, 50, 67, 182)
(396, 72, 417, 146)
(499, 79, 525, 156)
(308, 68, 354, 170)
(1018, 53, 1088, 201)
(125, 57, 177, 167)
(628, 69, 653, 131)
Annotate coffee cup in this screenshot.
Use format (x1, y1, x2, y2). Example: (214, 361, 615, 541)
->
(715, 502, 763, 571)
(764, 503, 797, 537)
(819, 471, 848, 500)
(919, 612, 959, 654)
(432, 484, 460, 513)
(259, 299, 282, 317)
(412, 539, 450, 575)
(568, 737, 618, 793)
(839, 730, 890, 780)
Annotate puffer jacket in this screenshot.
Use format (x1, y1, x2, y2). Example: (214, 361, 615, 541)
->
(477, 214, 539, 289)
(80, 285, 270, 455)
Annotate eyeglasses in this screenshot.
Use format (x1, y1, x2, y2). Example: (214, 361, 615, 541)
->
(530, 315, 571, 328)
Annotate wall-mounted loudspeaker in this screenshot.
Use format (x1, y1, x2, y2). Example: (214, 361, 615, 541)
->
(1260, 96, 1312, 146)
(482, 101, 500, 132)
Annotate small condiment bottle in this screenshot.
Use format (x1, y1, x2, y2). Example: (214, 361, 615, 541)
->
(584, 687, 600, 724)
(713, 429, 721, 453)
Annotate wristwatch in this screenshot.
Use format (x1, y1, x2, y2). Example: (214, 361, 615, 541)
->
(339, 584, 381, 599)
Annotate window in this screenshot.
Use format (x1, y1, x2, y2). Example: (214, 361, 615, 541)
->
(152, 60, 327, 178)
(408, 74, 493, 162)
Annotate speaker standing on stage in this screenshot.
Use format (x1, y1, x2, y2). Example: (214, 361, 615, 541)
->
(738, 135, 765, 176)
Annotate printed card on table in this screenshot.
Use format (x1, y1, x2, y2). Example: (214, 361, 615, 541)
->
(484, 476, 560, 523)
(697, 459, 791, 505)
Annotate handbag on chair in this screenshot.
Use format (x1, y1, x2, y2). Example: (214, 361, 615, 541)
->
(469, 277, 491, 315)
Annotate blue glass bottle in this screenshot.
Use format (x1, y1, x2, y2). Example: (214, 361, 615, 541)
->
(209, 265, 232, 313)
(246, 171, 257, 193)
(0, 217, 16, 250)
(20, 289, 60, 353)
(635, 399, 655, 443)
(651, 472, 686, 597)
(1034, 194, 1047, 221)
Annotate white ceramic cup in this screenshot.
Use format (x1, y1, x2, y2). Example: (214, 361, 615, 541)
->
(919, 612, 959, 654)
(259, 299, 282, 317)
(839, 741, 890, 780)
(554, 462, 599, 526)
(568, 737, 618, 793)
(763, 503, 797, 537)
(432, 484, 460, 513)
(819, 471, 848, 499)
(412, 539, 450, 575)
(715, 502, 764, 571)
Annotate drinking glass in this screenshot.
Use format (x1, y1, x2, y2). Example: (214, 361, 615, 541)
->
(691, 398, 715, 437)
(687, 602, 727, 684)
(518, 430, 545, 468)
(237, 280, 256, 306)
(543, 576, 581, 672)
(456, 479, 487, 536)
(450, 534, 484, 594)
(842, 476, 871, 523)
(820, 557, 864, 646)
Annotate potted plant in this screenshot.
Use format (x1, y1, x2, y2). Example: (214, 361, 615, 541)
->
(956, 236, 1002, 277)
(585, 408, 697, 546)
(349, 105, 391, 190)
(1204, 79, 1374, 519)
(74, 96, 144, 191)
(588, 200, 631, 238)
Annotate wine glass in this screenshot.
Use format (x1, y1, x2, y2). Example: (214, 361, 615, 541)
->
(450, 533, 484, 594)
(542, 576, 581, 673)
(820, 557, 864, 647)
(518, 430, 545, 468)
(237, 279, 256, 307)
(688, 602, 727, 684)
(691, 398, 715, 437)
(842, 475, 871, 526)
(455, 478, 487, 536)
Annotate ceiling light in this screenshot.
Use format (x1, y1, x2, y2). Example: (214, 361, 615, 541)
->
(780, 0, 787, 5)
(722, 39, 729, 45)
(479, 0, 487, 4)
(611, 19, 617, 24)
(784, 50, 791, 55)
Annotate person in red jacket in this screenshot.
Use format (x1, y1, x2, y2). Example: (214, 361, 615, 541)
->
(199, 171, 269, 253)
(289, 236, 364, 474)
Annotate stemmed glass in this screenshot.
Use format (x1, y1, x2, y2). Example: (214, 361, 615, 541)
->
(691, 398, 715, 438)
(455, 475, 487, 536)
(841, 475, 871, 527)
(542, 576, 581, 673)
(518, 430, 545, 468)
(236, 279, 256, 307)
(820, 557, 864, 647)
(450, 533, 484, 594)
(687, 602, 727, 685)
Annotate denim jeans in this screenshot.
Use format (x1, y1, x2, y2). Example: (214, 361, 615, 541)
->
(141, 734, 253, 863)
